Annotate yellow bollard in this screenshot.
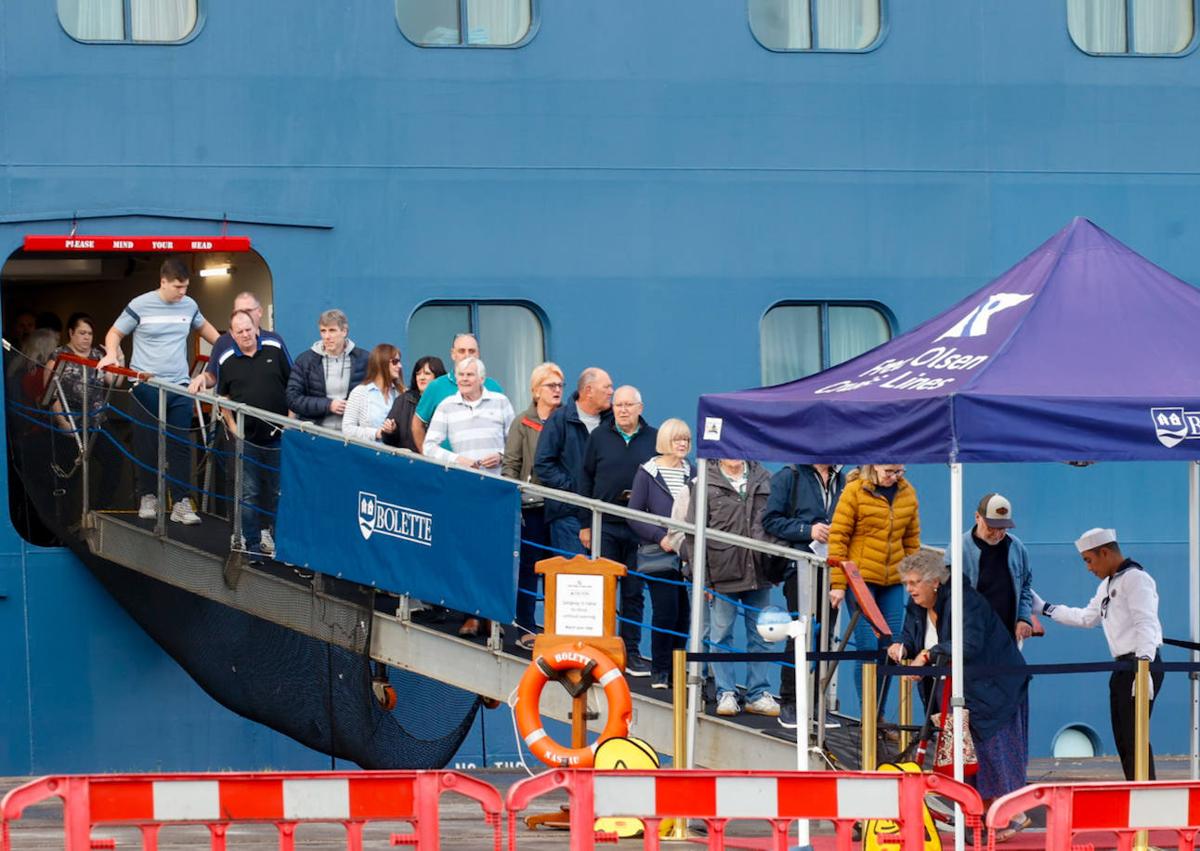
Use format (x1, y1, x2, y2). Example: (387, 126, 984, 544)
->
(1134, 658, 1152, 851)
(898, 675, 912, 755)
(862, 662, 878, 771)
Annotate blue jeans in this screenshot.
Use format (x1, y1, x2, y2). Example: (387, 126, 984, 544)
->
(240, 441, 280, 548)
(844, 582, 907, 718)
(549, 515, 585, 556)
(131, 382, 194, 502)
(708, 586, 774, 702)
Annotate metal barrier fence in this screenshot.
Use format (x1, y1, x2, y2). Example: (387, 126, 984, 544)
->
(0, 771, 503, 851)
(504, 768, 985, 850)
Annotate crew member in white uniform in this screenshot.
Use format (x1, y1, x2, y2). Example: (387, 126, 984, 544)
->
(1033, 528, 1163, 780)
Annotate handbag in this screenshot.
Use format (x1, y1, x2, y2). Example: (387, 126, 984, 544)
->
(637, 543, 680, 576)
(932, 675, 979, 777)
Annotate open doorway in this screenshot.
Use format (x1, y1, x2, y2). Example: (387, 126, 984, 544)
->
(2, 247, 276, 545)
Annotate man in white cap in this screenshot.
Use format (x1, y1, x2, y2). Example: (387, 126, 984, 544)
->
(1033, 528, 1163, 780)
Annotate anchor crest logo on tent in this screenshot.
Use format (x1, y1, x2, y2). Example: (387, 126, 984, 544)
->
(1150, 407, 1200, 448)
(936, 292, 1034, 341)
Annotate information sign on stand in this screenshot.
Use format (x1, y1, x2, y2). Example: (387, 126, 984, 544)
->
(535, 554, 627, 667)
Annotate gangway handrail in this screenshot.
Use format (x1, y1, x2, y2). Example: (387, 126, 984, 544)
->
(49, 347, 830, 568)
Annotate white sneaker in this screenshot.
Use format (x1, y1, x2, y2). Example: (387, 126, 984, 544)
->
(745, 694, 781, 717)
(259, 529, 275, 556)
(170, 497, 201, 525)
(716, 692, 740, 716)
(138, 494, 158, 520)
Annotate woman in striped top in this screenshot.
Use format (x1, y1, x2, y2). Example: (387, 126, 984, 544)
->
(342, 344, 403, 443)
(628, 418, 694, 689)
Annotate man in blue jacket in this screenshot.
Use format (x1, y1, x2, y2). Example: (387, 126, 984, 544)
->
(950, 492, 1034, 642)
(533, 367, 613, 555)
(762, 463, 844, 729)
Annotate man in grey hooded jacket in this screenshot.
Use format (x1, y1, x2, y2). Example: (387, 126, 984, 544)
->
(286, 309, 369, 430)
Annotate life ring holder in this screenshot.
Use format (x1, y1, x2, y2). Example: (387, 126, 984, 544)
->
(515, 642, 633, 768)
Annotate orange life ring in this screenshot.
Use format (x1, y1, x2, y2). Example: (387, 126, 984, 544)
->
(514, 643, 633, 768)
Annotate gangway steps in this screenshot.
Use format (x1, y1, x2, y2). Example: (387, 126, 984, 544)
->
(86, 510, 798, 770)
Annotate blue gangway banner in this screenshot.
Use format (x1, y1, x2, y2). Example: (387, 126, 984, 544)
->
(274, 431, 521, 623)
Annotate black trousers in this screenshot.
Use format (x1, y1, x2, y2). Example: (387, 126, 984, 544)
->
(1110, 652, 1164, 781)
(780, 568, 799, 705)
(600, 523, 644, 655)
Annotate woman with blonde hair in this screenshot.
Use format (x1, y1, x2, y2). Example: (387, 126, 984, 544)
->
(828, 463, 921, 710)
(342, 344, 403, 443)
(628, 417, 693, 689)
(502, 361, 565, 648)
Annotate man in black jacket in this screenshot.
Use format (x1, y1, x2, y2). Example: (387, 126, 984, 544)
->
(762, 463, 845, 729)
(579, 385, 658, 675)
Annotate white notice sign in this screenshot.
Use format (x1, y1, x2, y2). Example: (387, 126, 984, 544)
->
(554, 574, 604, 636)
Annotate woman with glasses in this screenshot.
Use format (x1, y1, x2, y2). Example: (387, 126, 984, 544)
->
(382, 355, 446, 452)
(502, 362, 564, 649)
(342, 344, 403, 443)
(627, 418, 693, 689)
(828, 463, 921, 716)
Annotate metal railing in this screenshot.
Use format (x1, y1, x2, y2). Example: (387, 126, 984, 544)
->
(30, 353, 843, 768)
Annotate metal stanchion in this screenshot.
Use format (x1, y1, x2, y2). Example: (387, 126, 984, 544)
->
(80, 368, 90, 529)
(590, 508, 602, 559)
(861, 661, 877, 771)
(155, 385, 167, 536)
(232, 409, 244, 547)
(1134, 657, 1152, 851)
(898, 675, 912, 755)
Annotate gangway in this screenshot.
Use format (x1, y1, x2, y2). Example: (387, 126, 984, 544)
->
(14, 354, 823, 771)
(86, 509, 798, 768)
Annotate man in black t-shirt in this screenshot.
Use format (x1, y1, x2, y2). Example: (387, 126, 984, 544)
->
(218, 309, 291, 560)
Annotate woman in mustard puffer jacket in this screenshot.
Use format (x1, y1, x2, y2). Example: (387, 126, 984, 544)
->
(827, 464, 921, 709)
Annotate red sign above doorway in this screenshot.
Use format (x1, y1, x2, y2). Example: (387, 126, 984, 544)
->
(22, 235, 252, 253)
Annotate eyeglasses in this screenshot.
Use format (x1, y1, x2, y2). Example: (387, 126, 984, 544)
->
(390, 357, 401, 365)
(672, 437, 691, 444)
(879, 467, 905, 476)
(613, 402, 641, 409)
(540, 382, 564, 390)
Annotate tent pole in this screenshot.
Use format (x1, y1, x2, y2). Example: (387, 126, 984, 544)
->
(949, 463, 965, 851)
(685, 459, 709, 769)
(1190, 461, 1199, 780)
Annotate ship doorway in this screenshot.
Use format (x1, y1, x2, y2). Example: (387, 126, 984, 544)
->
(1, 247, 277, 545)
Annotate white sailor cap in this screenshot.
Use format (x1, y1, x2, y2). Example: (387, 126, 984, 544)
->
(1075, 527, 1117, 553)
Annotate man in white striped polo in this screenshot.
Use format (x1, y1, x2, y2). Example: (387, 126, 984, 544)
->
(422, 355, 515, 636)
(422, 355, 514, 473)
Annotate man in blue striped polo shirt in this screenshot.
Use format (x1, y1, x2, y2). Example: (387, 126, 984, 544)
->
(98, 257, 220, 524)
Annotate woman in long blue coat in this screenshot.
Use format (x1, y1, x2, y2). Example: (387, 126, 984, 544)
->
(887, 550, 1030, 826)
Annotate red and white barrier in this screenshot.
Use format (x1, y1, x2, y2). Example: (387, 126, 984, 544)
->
(987, 780, 1200, 850)
(506, 769, 984, 850)
(1, 771, 502, 851)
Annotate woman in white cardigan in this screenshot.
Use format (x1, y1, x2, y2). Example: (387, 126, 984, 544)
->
(341, 343, 403, 443)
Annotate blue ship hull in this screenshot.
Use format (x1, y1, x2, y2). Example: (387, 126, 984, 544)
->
(2, 0, 1198, 771)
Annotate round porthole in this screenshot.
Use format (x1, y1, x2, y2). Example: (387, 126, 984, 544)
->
(1052, 723, 1101, 759)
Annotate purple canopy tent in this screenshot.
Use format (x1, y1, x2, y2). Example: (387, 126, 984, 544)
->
(684, 220, 1200, 827)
